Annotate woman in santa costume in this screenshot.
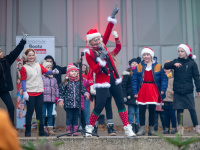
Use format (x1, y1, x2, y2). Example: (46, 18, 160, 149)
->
(132, 47, 168, 136)
(84, 4, 135, 137)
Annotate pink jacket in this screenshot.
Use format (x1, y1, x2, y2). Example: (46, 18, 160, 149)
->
(81, 79, 90, 111)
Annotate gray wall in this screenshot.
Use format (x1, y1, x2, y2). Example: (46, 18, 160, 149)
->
(1, 0, 200, 126)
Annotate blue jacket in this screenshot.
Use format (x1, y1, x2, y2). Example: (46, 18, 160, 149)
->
(132, 60, 168, 99)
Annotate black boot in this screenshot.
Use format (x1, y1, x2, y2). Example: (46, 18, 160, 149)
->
(25, 125, 31, 137)
(39, 124, 49, 136)
(92, 125, 98, 134)
(135, 123, 140, 134)
(131, 123, 135, 132)
(107, 123, 116, 136)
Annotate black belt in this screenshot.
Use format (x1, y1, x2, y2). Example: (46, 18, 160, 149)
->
(143, 81, 155, 83)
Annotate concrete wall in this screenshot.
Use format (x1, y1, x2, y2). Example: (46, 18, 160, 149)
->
(0, 0, 200, 126)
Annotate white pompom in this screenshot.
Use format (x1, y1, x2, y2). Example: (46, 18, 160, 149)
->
(66, 76, 69, 79)
(192, 55, 196, 59)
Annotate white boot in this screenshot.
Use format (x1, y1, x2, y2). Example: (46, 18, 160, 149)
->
(177, 125, 184, 135)
(194, 125, 200, 134)
(124, 124, 136, 137)
(85, 125, 94, 137)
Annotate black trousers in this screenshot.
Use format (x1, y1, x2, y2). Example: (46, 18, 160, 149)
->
(94, 73, 125, 114)
(177, 109, 198, 127)
(139, 104, 156, 126)
(94, 96, 113, 120)
(26, 94, 44, 126)
(154, 111, 165, 131)
(0, 91, 15, 126)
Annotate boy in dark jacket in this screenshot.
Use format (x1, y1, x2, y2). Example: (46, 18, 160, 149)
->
(164, 44, 200, 134)
(0, 33, 27, 126)
(122, 57, 141, 133)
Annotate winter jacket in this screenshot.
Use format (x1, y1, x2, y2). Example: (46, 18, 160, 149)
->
(163, 77, 174, 102)
(42, 75, 59, 103)
(59, 80, 88, 110)
(164, 57, 200, 94)
(132, 60, 168, 99)
(122, 70, 136, 105)
(0, 39, 26, 92)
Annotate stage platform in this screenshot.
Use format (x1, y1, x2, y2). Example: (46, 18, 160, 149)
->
(19, 129, 200, 150)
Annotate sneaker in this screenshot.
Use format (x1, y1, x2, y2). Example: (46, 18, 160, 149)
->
(107, 123, 116, 136)
(148, 126, 154, 136)
(194, 125, 200, 134)
(163, 128, 170, 134)
(124, 124, 136, 137)
(171, 128, 177, 134)
(137, 126, 146, 136)
(85, 125, 94, 137)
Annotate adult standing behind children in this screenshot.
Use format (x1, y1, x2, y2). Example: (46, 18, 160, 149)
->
(132, 47, 168, 136)
(164, 44, 200, 134)
(0, 33, 27, 126)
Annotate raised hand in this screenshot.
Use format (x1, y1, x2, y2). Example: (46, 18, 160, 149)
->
(111, 3, 119, 18)
(22, 32, 28, 41)
(52, 68, 59, 74)
(98, 45, 108, 60)
(112, 31, 118, 38)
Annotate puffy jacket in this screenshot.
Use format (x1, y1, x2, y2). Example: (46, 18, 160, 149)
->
(0, 39, 26, 92)
(121, 70, 136, 105)
(59, 80, 88, 110)
(164, 57, 200, 94)
(132, 60, 168, 99)
(42, 75, 59, 103)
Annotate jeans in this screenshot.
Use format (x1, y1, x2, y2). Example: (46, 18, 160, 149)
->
(0, 91, 15, 126)
(42, 102, 53, 126)
(164, 109, 176, 128)
(154, 111, 165, 131)
(66, 108, 79, 126)
(84, 98, 90, 125)
(128, 105, 139, 124)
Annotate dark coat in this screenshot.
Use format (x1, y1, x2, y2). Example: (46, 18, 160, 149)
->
(52, 65, 66, 85)
(58, 80, 88, 109)
(121, 70, 136, 105)
(0, 39, 26, 92)
(164, 57, 200, 94)
(132, 60, 168, 99)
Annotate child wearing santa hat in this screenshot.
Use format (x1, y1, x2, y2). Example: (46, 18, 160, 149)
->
(132, 47, 168, 136)
(164, 44, 200, 135)
(84, 4, 135, 137)
(41, 60, 59, 136)
(58, 63, 89, 136)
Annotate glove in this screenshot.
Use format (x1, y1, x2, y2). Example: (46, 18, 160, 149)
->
(22, 32, 28, 41)
(112, 31, 118, 38)
(23, 92, 29, 101)
(90, 85, 96, 95)
(124, 97, 127, 103)
(98, 45, 108, 60)
(52, 68, 59, 74)
(111, 3, 119, 18)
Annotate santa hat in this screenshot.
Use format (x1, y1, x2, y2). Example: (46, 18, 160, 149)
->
(66, 63, 78, 79)
(141, 47, 154, 58)
(41, 60, 52, 68)
(86, 29, 102, 42)
(178, 44, 196, 59)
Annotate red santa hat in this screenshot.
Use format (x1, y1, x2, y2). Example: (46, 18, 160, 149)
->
(141, 47, 154, 58)
(66, 63, 78, 79)
(86, 29, 102, 42)
(178, 44, 196, 59)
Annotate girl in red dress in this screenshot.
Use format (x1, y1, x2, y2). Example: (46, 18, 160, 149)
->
(132, 47, 168, 136)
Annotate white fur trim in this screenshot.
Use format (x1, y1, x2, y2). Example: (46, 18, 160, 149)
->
(178, 44, 190, 56)
(93, 83, 111, 89)
(122, 70, 130, 75)
(141, 48, 154, 58)
(86, 32, 101, 42)
(192, 55, 196, 59)
(136, 100, 163, 105)
(83, 48, 90, 55)
(115, 78, 122, 85)
(107, 16, 117, 25)
(96, 57, 106, 67)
